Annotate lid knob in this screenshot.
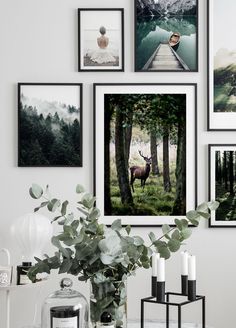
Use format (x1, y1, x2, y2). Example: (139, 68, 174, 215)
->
(101, 312, 112, 323)
(60, 278, 73, 289)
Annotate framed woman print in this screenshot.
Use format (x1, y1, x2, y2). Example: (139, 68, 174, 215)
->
(18, 83, 82, 167)
(208, 0, 236, 130)
(209, 145, 236, 227)
(94, 83, 197, 227)
(134, 0, 198, 72)
(78, 9, 124, 72)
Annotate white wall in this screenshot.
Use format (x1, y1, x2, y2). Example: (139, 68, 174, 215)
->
(0, 0, 234, 327)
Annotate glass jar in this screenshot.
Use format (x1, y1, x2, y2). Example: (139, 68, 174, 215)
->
(42, 278, 89, 328)
(90, 279, 127, 328)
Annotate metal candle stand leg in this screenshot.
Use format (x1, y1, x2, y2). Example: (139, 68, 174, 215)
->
(141, 292, 206, 328)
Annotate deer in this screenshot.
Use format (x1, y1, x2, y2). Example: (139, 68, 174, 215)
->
(130, 151, 152, 192)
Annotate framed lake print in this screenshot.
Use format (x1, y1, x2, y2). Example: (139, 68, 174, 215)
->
(94, 83, 197, 226)
(78, 8, 124, 72)
(134, 0, 198, 72)
(208, 0, 236, 130)
(18, 83, 82, 167)
(209, 145, 236, 227)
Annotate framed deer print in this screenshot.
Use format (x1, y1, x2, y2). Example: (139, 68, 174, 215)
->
(209, 144, 236, 227)
(94, 83, 197, 226)
(208, 0, 236, 130)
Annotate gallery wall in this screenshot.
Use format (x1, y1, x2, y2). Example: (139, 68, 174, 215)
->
(0, 0, 235, 327)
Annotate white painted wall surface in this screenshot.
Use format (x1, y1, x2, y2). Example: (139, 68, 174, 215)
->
(0, 0, 234, 327)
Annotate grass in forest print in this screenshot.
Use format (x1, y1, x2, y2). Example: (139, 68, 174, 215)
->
(104, 93, 186, 217)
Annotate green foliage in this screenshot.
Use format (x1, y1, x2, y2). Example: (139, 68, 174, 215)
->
(28, 183, 219, 323)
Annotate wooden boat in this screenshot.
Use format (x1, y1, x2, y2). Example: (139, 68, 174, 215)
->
(169, 32, 180, 50)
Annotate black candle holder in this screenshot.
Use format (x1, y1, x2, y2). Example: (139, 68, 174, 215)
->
(181, 275, 188, 296)
(188, 280, 196, 301)
(151, 276, 157, 297)
(141, 292, 205, 328)
(156, 281, 165, 302)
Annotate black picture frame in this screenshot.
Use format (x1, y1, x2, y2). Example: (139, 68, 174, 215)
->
(78, 8, 124, 72)
(134, 0, 199, 72)
(207, 0, 236, 131)
(208, 144, 236, 227)
(94, 83, 197, 227)
(18, 83, 83, 167)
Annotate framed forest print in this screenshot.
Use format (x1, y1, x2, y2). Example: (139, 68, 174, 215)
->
(208, 0, 236, 130)
(134, 0, 198, 72)
(18, 83, 82, 167)
(94, 83, 197, 226)
(209, 145, 236, 227)
(78, 8, 124, 72)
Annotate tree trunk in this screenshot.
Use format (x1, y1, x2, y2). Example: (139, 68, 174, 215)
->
(115, 106, 133, 205)
(104, 97, 112, 215)
(124, 111, 133, 168)
(224, 151, 228, 191)
(163, 129, 171, 192)
(229, 151, 234, 195)
(172, 122, 186, 215)
(150, 131, 159, 175)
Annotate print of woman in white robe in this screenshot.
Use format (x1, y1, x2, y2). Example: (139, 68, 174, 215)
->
(89, 26, 116, 64)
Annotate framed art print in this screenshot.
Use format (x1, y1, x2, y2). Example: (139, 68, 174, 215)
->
(209, 145, 236, 227)
(134, 0, 198, 72)
(78, 8, 124, 72)
(208, 0, 236, 130)
(94, 83, 197, 226)
(18, 83, 82, 167)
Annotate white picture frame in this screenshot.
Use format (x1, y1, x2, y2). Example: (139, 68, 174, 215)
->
(94, 83, 197, 226)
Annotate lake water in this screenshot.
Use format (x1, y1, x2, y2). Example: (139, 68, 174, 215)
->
(136, 16, 197, 70)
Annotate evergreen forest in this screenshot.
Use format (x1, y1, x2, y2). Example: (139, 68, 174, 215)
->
(215, 150, 236, 220)
(104, 94, 186, 217)
(19, 101, 81, 166)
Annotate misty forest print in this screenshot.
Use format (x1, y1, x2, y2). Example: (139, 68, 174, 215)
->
(215, 150, 236, 221)
(18, 84, 82, 167)
(104, 94, 186, 217)
(213, 0, 236, 112)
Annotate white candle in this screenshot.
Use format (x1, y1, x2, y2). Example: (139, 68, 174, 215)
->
(152, 252, 160, 276)
(188, 255, 196, 280)
(181, 251, 188, 276)
(157, 258, 165, 282)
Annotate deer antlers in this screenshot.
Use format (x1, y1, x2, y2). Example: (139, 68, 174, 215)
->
(138, 150, 152, 161)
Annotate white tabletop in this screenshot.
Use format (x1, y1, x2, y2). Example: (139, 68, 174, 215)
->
(128, 320, 213, 328)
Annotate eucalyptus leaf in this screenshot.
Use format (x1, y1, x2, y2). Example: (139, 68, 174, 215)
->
(197, 202, 208, 212)
(61, 200, 69, 216)
(111, 219, 122, 231)
(133, 236, 144, 246)
(168, 239, 181, 252)
(76, 184, 85, 193)
(162, 224, 171, 235)
(29, 184, 43, 199)
(47, 199, 61, 212)
(125, 225, 131, 235)
(148, 231, 156, 243)
(207, 201, 219, 211)
(197, 211, 210, 219)
(181, 228, 192, 240)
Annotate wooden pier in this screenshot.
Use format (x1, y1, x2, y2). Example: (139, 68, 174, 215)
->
(142, 43, 190, 71)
